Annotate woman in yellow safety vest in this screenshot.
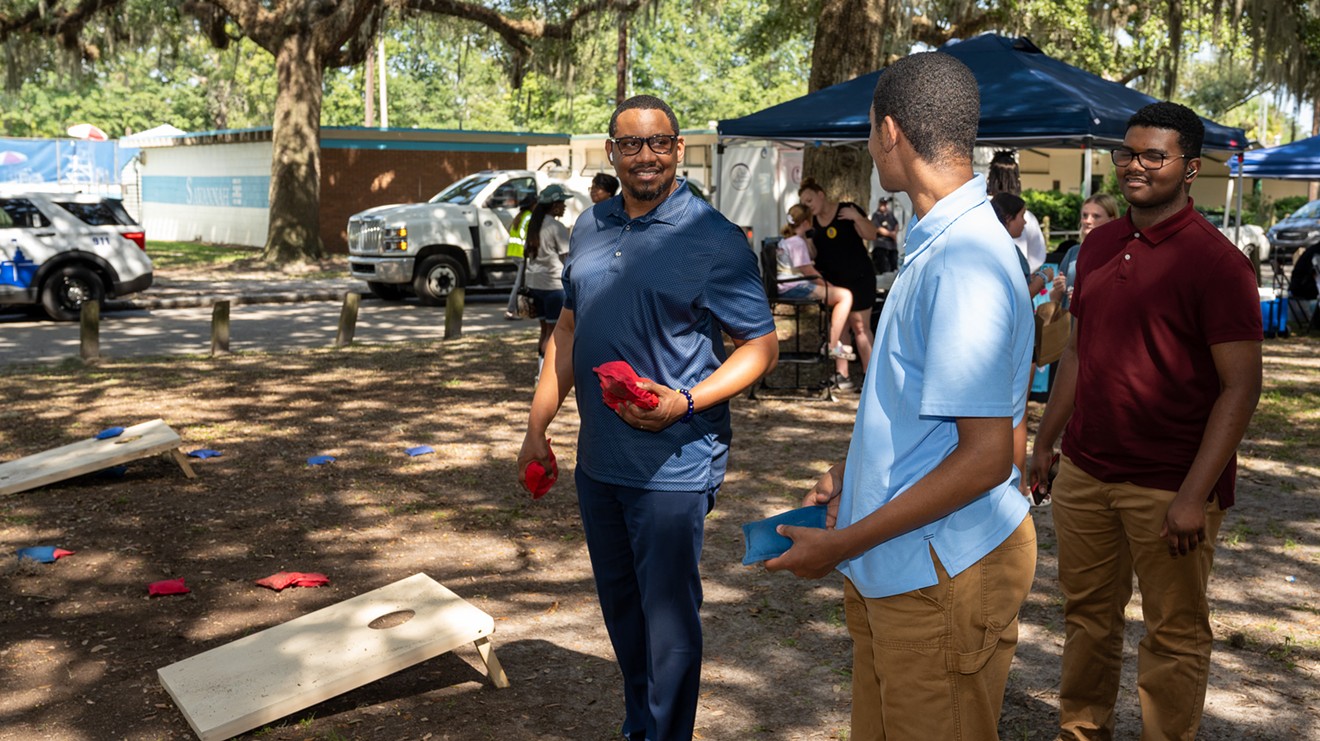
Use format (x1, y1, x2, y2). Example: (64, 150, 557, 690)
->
(504, 193, 538, 319)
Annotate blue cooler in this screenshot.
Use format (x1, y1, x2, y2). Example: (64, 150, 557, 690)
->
(1259, 288, 1289, 339)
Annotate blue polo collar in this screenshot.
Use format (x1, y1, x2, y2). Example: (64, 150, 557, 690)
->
(903, 174, 989, 265)
(604, 177, 692, 226)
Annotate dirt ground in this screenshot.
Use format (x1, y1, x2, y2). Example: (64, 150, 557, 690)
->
(1, 315, 1317, 740)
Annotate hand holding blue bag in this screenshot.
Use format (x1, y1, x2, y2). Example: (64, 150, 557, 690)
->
(741, 505, 828, 566)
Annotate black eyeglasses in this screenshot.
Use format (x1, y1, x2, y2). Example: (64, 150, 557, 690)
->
(609, 134, 679, 156)
(1110, 148, 1187, 170)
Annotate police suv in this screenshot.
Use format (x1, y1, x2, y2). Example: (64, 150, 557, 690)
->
(0, 193, 152, 320)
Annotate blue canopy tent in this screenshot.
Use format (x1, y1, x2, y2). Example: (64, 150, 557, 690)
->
(719, 34, 1247, 152)
(1229, 134, 1320, 180)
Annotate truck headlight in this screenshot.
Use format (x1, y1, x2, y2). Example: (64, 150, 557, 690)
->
(383, 226, 409, 251)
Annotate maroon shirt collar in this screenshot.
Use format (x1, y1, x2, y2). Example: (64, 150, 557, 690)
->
(1117, 198, 1199, 247)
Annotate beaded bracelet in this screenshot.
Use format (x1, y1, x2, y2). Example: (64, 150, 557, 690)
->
(678, 388, 695, 423)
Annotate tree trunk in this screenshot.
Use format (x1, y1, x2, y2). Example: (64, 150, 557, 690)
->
(803, 0, 889, 207)
(1162, 0, 1183, 100)
(263, 33, 326, 263)
(615, 12, 628, 104)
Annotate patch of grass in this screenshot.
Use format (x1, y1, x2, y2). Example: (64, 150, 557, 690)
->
(1224, 522, 1256, 547)
(1266, 636, 1298, 669)
(146, 241, 260, 269)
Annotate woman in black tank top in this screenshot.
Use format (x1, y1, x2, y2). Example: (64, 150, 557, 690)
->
(798, 177, 878, 389)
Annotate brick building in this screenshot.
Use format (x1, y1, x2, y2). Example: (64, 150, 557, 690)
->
(131, 126, 570, 253)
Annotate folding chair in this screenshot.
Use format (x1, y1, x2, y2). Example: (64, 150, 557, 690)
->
(748, 237, 835, 400)
(1275, 248, 1319, 334)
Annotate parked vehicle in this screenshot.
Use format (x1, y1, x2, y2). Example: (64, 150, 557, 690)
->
(1199, 210, 1271, 262)
(346, 170, 589, 303)
(1268, 199, 1320, 264)
(0, 193, 152, 320)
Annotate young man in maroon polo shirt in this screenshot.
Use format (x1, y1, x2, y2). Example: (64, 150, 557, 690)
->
(1030, 102, 1262, 740)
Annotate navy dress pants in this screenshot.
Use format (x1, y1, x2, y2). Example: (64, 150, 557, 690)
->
(575, 469, 716, 741)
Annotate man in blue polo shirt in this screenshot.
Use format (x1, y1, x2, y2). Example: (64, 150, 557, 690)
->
(768, 52, 1036, 738)
(518, 94, 778, 741)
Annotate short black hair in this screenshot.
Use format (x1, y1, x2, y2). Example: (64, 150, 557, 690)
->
(990, 192, 1025, 224)
(871, 51, 979, 165)
(1127, 102, 1204, 159)
(591, 172, 620, 196)
(608, 95, 680, 137)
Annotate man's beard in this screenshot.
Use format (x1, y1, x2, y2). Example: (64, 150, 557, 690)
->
(624, 171, 674, 203)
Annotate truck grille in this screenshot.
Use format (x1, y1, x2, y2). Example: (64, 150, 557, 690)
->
(349, 217, 385, 255)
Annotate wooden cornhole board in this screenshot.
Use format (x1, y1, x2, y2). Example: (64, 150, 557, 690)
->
(0, 418, 195, 495)
(157, 573, 509, 741)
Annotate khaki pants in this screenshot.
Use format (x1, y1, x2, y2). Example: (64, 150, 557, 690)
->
(1052, 456, 1225, 741)
(845, 516, 1037, 740)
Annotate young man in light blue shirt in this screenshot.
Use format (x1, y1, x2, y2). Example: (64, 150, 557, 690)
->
(768, 52, 1037, 739)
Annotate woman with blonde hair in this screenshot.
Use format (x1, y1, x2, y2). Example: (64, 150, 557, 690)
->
(1055, 193, 1119, 308)
(797, 177, 876, 391)
(777, 203, 856, 366)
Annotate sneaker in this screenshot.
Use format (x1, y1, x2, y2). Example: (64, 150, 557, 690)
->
(826, 342, 857, 361)
(831, 373, 854, 391)
(504, 311, 517, 321)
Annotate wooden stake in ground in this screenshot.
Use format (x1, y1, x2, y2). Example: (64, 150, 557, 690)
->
(336, 292, 360, 348)
(445, 287, 465, 340)
(211, 301, 230, 356)
(80, 299, 99, 361)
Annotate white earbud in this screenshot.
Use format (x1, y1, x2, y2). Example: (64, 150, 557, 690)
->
(608, 150, 615, 163)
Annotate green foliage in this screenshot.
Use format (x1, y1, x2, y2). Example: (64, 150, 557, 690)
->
(1275, 195, 1311, 221)
(0, 1, 811, 138)
(0, 32, 277, 137)
(632, 0, 811, 127)
(1022, 189, 1083, 231)
(1099, 170, 1129, 213)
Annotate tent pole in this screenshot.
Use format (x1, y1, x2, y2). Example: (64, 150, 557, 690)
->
(714, 135, 724, 218)
(1234, 152, 1244, 242)
(1081, 140, 1093, 198)
(1234, 151, 1254, 284)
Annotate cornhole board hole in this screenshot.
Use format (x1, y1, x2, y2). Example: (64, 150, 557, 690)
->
(157, 573, 509, 741)
(0, 418, 196, 495)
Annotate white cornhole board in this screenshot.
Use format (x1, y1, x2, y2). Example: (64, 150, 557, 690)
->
(0, 418, 196, 495)
(157, 573, 509, 741)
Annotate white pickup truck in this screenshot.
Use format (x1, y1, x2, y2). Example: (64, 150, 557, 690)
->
(346, 170, 589, 303)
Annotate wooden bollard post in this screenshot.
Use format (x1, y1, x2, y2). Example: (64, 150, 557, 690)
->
(444, 287, 465, 340)
(211, 300, 230, 356)
(336, 292, 360, 348)
(79, 300, 100, 362)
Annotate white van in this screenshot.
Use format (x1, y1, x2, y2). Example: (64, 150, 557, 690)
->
(0, 193, 153, 320)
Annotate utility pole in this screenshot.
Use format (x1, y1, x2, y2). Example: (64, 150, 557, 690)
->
(365, 42, 376, 127)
